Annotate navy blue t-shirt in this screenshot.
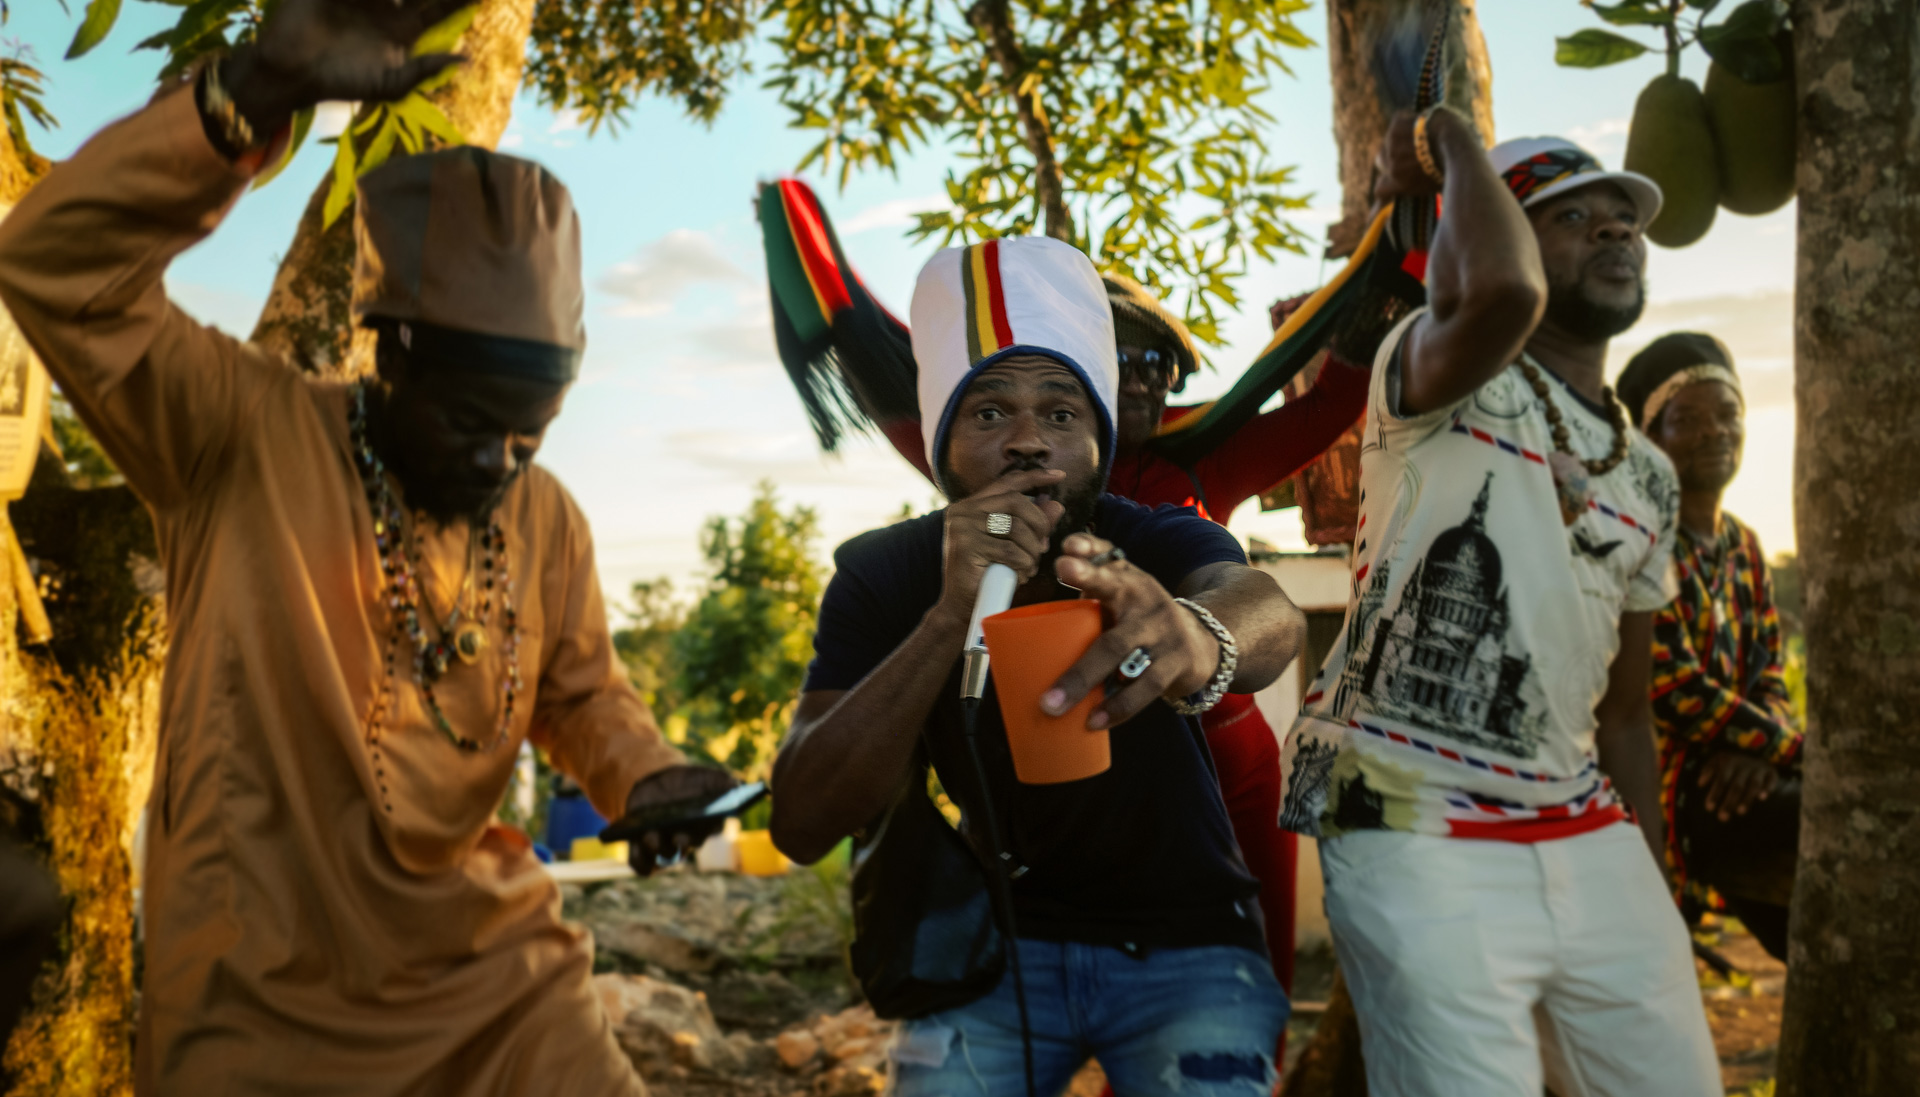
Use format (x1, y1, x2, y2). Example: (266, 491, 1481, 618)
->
(805, 495, 1266, 954)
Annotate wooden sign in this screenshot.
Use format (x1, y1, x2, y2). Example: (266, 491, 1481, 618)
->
(0, 200, 48, 501)
(0, 308, 49, 501)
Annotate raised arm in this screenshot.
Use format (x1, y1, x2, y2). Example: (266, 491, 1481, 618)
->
(1378, 108, 1547, 416)
(0, 85, 260, 509)
(0, 0, 466, 509)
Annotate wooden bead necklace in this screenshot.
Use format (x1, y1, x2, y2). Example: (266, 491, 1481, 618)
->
(1517, 355, 1630, 525)
(352, 383, 522, 755)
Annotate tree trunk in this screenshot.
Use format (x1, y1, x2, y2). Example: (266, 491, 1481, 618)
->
(2, 131, 152, 1096)
(1326, 0, 1493, 258)
(247, 0, 537, 376)
(968, 0, 1073, 242)
(1281, 6, 1494, 1091)
(1775, 3, 1920, 1093)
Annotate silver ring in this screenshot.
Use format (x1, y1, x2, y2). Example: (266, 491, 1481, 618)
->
(1118, 647, 1152, 680)
(1087, 546, 1126, 567)
(986, 513, 1014, 538)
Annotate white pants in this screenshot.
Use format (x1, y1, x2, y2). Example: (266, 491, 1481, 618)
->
(1321, 822, 1720, 1097)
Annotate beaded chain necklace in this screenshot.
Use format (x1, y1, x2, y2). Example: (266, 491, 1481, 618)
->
(1517, 355, 1630, 526)
(351, 383, 523, 755)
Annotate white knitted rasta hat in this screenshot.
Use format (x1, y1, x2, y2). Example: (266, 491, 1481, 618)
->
(908, 237, 1118, 494)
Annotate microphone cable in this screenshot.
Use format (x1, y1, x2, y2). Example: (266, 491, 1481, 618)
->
(959, 696, 1037, 1097)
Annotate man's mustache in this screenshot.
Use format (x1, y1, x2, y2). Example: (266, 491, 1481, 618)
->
(1585, 245, 1640, 273)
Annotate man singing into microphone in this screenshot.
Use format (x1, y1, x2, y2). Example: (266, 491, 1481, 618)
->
(770, 237, 1306, 1095)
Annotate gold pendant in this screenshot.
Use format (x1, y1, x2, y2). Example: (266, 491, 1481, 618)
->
(454, 621, 489, 665)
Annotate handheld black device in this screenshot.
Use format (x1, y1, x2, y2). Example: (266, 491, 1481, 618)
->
(598, 781, 769, 844)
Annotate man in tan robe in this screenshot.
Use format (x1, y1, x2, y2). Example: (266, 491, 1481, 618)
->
(0, 1, 732, 1092)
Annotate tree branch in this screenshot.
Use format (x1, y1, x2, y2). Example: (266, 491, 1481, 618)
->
(968, 0, 1073, 241)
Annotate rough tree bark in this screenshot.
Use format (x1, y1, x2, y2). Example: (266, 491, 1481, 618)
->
(2, 128, 153, 1097)
(248, 0, 537, 376)
(1325, 0, 1493, 258)
(1775, 2, 1920, 1093)
(1281, 5, 1492, 1094)
(968, 0, 1074, 242)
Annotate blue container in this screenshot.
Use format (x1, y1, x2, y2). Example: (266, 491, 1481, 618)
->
(544, 793, 608, 859)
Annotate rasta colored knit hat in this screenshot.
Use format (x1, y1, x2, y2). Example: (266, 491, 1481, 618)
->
(1617, 331, 1742, 429)
(909, 237, 1118, 494)
(1102, 273, 1198, 384)
(1488, 136, 1664, 226)
(352, 146, 585, 382)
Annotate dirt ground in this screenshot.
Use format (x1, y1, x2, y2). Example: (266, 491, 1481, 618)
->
(1694, 916, 1787, 1095)
(575, 872, 1785, 1097)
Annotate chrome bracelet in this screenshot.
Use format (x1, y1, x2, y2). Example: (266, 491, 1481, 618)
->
(1168, 597, 1237, 716)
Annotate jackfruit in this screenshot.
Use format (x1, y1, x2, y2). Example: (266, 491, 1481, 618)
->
(1625, 74, 1720, 248)
(1706, 60, 1796, 215)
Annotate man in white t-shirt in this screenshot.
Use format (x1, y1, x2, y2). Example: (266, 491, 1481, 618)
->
(1280, 111, 1721, 1096)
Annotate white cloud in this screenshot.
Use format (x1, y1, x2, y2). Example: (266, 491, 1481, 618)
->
(839, 194, 953, 235)
(598, 230, 750, 317)
(312, 102, 355, 140)
(549, 109, 588, 135)
(690, 320, 776, 366)
(1567, 117, 1631, 158)
(498, 133, 525, 149)
(1282, 205, 1345, 227)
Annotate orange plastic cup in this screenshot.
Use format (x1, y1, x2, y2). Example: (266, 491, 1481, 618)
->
(981, 600, 1111, 785)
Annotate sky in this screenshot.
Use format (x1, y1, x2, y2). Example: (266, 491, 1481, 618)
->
(6, 3, 1798, 605)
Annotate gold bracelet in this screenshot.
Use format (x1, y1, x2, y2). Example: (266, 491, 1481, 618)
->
(1413, 106, 1446, 186)
(201, 56, 258, 155)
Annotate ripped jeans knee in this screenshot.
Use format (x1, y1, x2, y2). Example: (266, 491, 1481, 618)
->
(886, 940, 1287, 1097)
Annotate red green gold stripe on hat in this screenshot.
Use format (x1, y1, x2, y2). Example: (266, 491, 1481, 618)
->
(961, 239, 1015, 364)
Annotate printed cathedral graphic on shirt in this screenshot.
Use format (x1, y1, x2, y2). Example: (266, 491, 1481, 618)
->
(1333, 472, 1549, 758)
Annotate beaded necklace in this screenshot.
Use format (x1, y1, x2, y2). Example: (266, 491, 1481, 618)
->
(1517, 355, 1630, 526)
(352, 384, 523, 755)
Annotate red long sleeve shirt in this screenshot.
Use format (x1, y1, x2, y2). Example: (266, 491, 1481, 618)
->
(1106, 358, 1371, 518)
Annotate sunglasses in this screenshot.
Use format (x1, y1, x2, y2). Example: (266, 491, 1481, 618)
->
(1117, 347, 1181, 391)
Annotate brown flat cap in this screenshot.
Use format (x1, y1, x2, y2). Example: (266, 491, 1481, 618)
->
(352, 147, 585, 373)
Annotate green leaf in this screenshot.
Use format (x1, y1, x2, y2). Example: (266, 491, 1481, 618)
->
(1698, 0, 1790, 83)
(411, 2, 478, 57)
(65, 0, 122, 58)
(1590, 2, 1674, 26)
(321, 128, 358, 230)
(134, 0, 242, 52)
(360, 119, 400, 173)
(392, 93, 464, 145)
(251, 105, 312, 190)
(1686, 0, 1723, 11)
(1554, 28, 1652, 68)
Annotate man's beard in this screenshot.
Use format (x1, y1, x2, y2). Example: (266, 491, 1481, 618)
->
(411, 467, 522, 527)
(1544, 270, 1646, 343)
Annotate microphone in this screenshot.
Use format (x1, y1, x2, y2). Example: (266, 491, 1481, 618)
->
(961, 563, 1018, 701)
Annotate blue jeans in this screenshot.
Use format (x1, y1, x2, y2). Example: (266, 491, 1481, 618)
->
(889, 939, 1287, 1096)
